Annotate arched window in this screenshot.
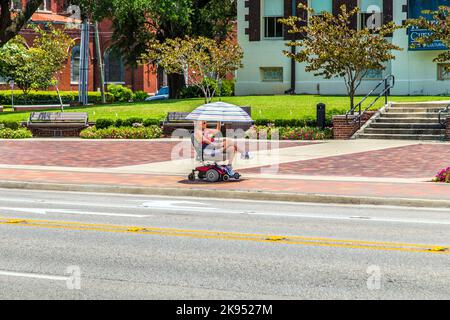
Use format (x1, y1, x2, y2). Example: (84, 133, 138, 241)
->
(104, 49, 125, 84)
(71, 45, 80, 84)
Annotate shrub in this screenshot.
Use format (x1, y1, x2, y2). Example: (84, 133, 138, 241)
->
(0, 128, 33, 139)
(0, 121, 20, 130)
(254, 119, 316, 127)
(95, 118, 115, 129)
(122, 117, 144, 127)
(108, 84, 133, 102)
(143, 118, 160, 127)
(115, 118, 124, 127)
(180, 85, 203, 99)
(0, 90, 114, 105)
(80, 126, 163, 139)
(133, 91, 149, 102)
(219, 79, 235, 97)
(433, 167, 450, 183)
(179, 79, 235, 99)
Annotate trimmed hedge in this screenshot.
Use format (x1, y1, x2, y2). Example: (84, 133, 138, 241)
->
(247, 126, 332, 141)
(0, 90, 114, 105)
(0, 121, 20, 130)
(254, 119, 317, 127)
(0, 128, 33, 139)
(80, 126, 163, 139)
(95, 117, 161, 129)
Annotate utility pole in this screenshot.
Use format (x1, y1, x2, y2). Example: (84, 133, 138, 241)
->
(78, 19, 90, 105)
(94, 21, 106, 104)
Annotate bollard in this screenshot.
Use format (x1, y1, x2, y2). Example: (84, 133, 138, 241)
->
(317, 103, 326, 130)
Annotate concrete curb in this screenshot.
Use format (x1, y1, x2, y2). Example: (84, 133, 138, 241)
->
(1, 180, 450, 209)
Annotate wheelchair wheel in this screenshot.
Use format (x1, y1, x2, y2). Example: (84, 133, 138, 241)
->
(234, 173, 241, 180)
(206, 169, 220, 183)
(222, 174, 230, 182)
(188, 173, 195, 181)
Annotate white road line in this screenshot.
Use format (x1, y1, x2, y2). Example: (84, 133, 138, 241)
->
(0, 207, 149, 218)
(245, 211, 450, 225)
(0, 270, 69, 281)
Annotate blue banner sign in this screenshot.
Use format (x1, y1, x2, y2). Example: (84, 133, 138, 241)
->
(408, 0, 450, 51)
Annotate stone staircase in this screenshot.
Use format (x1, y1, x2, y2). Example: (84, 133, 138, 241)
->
(356, 102, 448, 141)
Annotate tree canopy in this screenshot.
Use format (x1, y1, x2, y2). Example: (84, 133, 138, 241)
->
(0, 0, 44, 47)
(75, 0, 237, 65)
(145, 36, 243, 103)
(0, 27, 74, 96)
(282, 4, 401, 109)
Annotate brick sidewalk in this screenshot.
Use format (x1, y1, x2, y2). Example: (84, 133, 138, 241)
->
(243, 144, 450, 179)
(0, 168, 449, 201)
(0, 140, 311, 168)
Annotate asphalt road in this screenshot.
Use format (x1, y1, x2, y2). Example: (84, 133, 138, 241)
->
(0, 188, 449, 300)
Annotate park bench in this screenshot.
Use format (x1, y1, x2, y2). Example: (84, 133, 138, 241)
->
(162, 107, 253, 137)
(162, 112, 195, 136)
(27, 112, 89, 137)
(13, 104, 70, 112)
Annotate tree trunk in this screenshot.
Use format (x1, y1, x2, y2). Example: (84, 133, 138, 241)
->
(167, 73, 185, 99)
(349, 90, 355, 115)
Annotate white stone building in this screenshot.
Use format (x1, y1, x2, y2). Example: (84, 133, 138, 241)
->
(236, 0, 450, 96)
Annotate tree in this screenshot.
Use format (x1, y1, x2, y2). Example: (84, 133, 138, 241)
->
(0, 27, 74, 97)
(408, 6, 450, 63)
(75, 0, 237, 98)
(146, 36, 243, 103)
(0, 0, 44, 47)
(281, 4, 401, 110)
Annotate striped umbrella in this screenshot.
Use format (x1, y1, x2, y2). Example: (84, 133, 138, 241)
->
(185, 102, 253, 123)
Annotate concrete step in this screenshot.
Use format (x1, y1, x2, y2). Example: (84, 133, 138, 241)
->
(370, 123, 444, 129)
(380, 113, 440, 119)
(358, 133, 444, 140)
(364, 128, 445, 135)
(390, 103, 449, 109)
(387, 108, 444, 113)
(375, 118, 442, 124)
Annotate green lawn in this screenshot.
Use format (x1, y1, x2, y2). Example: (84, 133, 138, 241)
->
(1, 95, 450, 122)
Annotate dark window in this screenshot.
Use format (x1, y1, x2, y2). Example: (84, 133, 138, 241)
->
(264, 17, 283, 38)
(105, 49, 125, 83)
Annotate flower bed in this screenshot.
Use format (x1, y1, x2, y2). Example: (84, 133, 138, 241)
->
(80, 126, 163, 140)
(247, 126, 332, 140)
(0, 128, 33, 139)
(433, 167, 450, 183)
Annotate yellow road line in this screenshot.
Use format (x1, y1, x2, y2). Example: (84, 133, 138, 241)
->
(0, 217, 449, 255)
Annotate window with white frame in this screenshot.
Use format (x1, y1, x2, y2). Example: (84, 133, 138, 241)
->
(261, 67, 283, 82)
(38, 0, 51, 11)
(359, 0, 383, 30)
(438, 64, 450, 81)
(10, 0, 22, 10)
(70, 45, 80, 84)
(363, 69, 383, 80)
(264, 0, 284, 38)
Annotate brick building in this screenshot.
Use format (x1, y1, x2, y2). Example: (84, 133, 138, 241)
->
(0, 0, 159, 94)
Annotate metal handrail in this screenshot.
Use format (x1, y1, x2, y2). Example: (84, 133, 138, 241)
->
(438, 105, 449, 128)
(346, 74, 395, 129)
